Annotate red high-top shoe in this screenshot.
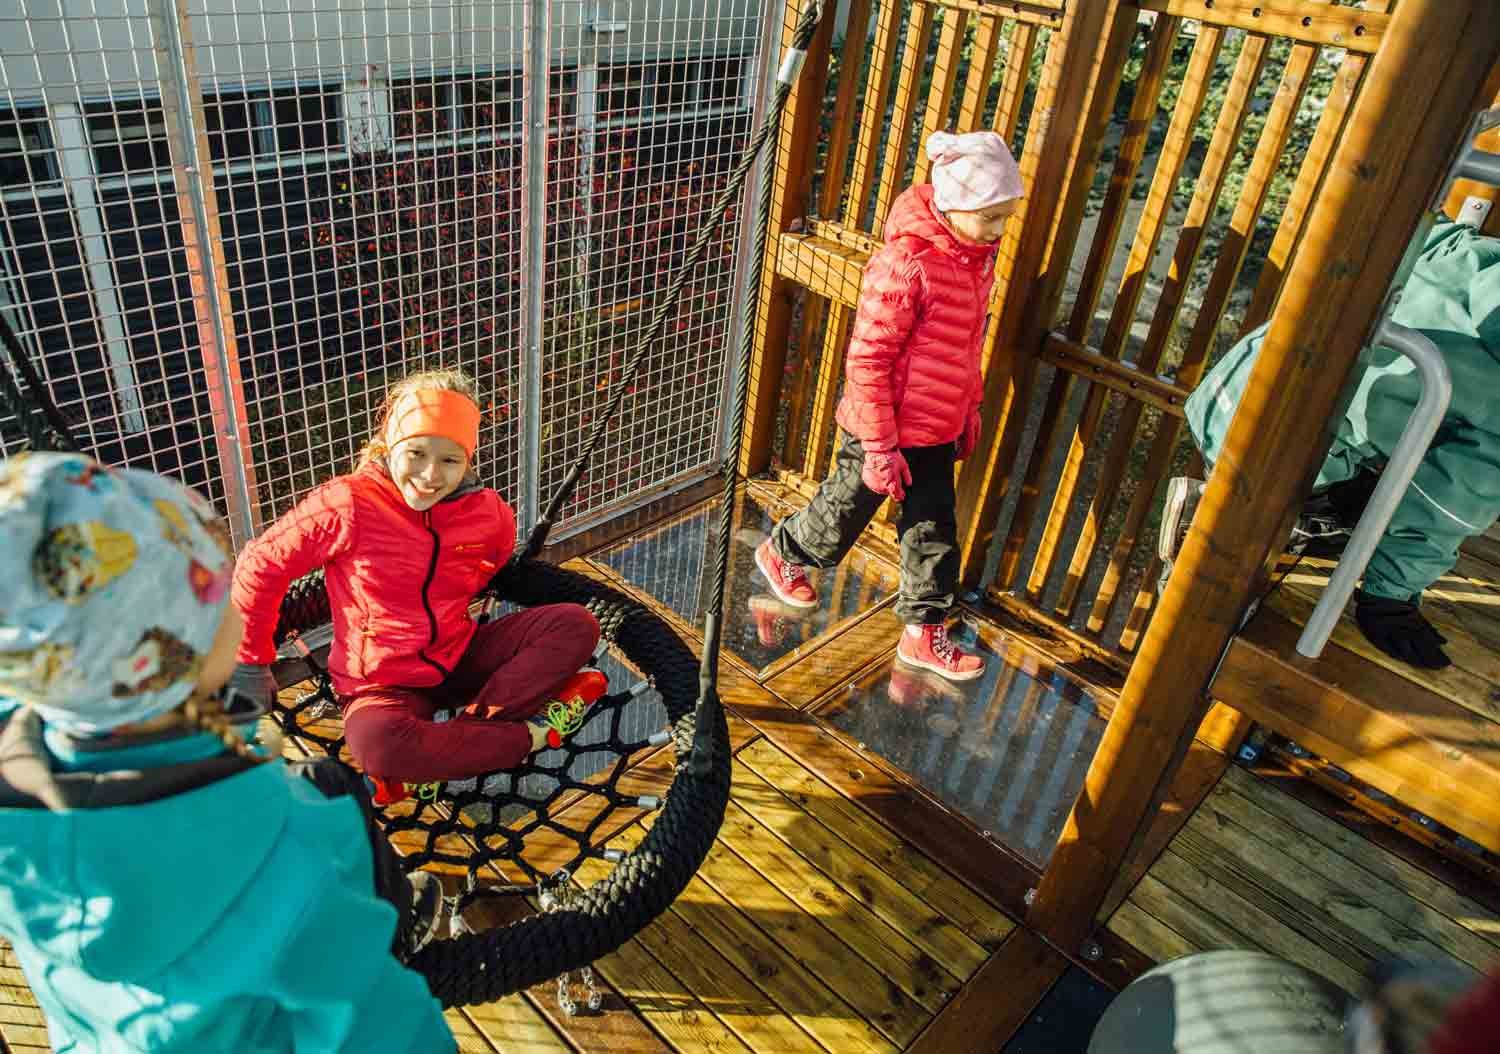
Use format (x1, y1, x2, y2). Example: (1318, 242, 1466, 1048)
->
(896, 624, 984, 682)
(754, 539, 817, 608)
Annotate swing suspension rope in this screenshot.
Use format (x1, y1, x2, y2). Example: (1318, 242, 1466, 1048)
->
(0, 0, 828, 1005)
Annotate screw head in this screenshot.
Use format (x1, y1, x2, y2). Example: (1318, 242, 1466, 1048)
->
(1081, 940, 1102, 962)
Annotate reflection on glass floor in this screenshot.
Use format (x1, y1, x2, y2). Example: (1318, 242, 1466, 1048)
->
(597, 490, 898, 671)
(821, 623, 1104, 868)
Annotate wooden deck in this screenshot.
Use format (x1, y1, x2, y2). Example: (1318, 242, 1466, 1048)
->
(4, 491, 1498, 1052)
(1107, 763, 1500, 996)
(1212, 528, 1500, 854)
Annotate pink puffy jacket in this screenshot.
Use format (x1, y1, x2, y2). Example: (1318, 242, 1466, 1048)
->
(835, 183, 998, 450)
(233, 462, 515, 696)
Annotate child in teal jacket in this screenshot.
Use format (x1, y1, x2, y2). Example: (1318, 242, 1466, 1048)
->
(1161, 218, 1500, 669)
(0, 452, 455, 1053)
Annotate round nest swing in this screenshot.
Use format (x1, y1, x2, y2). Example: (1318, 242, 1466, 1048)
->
(270, 555, 727, 1006)
(0, 0, 826, 1011)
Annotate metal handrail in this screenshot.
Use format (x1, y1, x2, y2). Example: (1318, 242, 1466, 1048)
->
(1296, 321, 1452, 657)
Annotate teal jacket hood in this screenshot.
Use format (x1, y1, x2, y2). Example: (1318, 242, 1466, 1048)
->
(0, 709, 454, 1053)
(0, 758, 291, 982)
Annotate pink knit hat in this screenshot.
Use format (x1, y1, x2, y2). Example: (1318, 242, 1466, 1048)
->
(926, 131, 1024, 212)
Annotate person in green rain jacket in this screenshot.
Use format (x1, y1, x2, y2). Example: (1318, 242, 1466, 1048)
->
(1160, 218, 1500, 669)
(0, 452, 454, 1053)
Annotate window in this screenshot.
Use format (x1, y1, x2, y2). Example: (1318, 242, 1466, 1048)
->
(204, 92, 268, 162)
(600, 64, 647, 119)
(698, 57, 746, 109)
(392, 77, 452, 138)
(456, 72, 521, 133)
(648, 59, 695, 112)
(85, 99, 169, 175)
(0, 107, 57, 186)
(272, 86, 340, 152)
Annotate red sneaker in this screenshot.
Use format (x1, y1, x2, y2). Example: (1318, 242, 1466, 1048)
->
(368, 777, 442, 807)
(369, 776, 407, 806)
(755, 539, 817, 608)
(533, 669, 609, 749)
(896, 624, 984, 682)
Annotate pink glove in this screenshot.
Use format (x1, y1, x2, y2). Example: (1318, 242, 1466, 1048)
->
(862, 448, 912, 501)
(956, 410, 982, 461)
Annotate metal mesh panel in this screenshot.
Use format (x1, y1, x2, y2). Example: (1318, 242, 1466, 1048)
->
(0, 0, 767, 541)
(186, 1, 527, 526)
(540, 0, 761, 529)
(0, 0, 235, 515)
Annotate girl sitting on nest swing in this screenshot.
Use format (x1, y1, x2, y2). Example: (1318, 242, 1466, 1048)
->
(230, 369, 608, 805)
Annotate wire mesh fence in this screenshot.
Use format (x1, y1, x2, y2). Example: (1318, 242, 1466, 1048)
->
(0, 0, 766, 546)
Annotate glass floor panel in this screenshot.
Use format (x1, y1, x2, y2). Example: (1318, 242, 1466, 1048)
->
(819, 621, 1105, 868)
(596, 490, 898, 671)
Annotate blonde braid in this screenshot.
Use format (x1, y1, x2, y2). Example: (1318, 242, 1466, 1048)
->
(180, 693, 277, 764)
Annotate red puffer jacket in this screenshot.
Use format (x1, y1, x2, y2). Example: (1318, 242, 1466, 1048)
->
(835, 183, 999, 450)
(232, 462, 516, 696)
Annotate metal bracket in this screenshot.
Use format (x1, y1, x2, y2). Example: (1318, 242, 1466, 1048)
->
(585, 4, 628, 33)
(1458, 195, 1493, 230)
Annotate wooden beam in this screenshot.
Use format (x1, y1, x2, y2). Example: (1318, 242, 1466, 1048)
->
(1024, 0, 1500, 955)
(905, 928, 1068, 1054)
(742, 1, 838, 477)
(774, 231, 865, 307)
(1212, 608, 1500, 855)
(1040, 334, 1191, 416)
(871, 2, 935, 230)
(1244, 46, 1373, 332)
(912, 7, 971, 187)
(1138, 0, 1387, 52)
(954, 0, 1142, 584)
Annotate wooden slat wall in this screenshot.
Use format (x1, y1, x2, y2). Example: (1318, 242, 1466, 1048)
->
(767, 0, 1063, 490)
(989, 2, 1403, 662)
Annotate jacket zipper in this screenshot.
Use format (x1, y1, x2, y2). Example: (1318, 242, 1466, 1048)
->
(416, 510, 450, 679)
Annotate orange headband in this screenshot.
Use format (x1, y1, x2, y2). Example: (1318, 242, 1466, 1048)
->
(386, 389, 481, 459)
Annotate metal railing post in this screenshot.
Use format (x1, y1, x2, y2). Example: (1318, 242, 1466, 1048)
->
(519, 0, 551, 537)
(1296, 322, 1452, 657)
(149, 0, 262, 544)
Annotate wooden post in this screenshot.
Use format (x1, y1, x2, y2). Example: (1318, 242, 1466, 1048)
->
(953, 1, 1139, 584)
(1026, 0, 1500, 954)
(741, 0, 839, 477)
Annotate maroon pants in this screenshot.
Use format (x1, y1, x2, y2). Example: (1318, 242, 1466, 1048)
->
(342, 603, 600, 783)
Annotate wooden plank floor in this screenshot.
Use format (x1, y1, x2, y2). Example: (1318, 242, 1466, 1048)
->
(1268, 530, 1500, 726)
(1107, 763, 1500, 996)
(10, 493, 1497, 1052)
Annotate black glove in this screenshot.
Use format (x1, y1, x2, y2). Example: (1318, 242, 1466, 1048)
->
(223, 663, 278, 722)
(1354, 591, 1451, 670)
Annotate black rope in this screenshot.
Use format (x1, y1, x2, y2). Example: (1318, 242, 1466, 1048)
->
(690, 6, 812, 775)
(524, 0, 827, 559)
(272, 556, 728, 1004)
(0, 310, 80, 453)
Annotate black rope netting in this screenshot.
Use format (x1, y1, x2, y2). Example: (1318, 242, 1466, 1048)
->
(0, 0, 829, 1008)
(272, 556, 726, 1003)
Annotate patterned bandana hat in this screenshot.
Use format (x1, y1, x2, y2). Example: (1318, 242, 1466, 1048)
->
(0, 452, 235, 735)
